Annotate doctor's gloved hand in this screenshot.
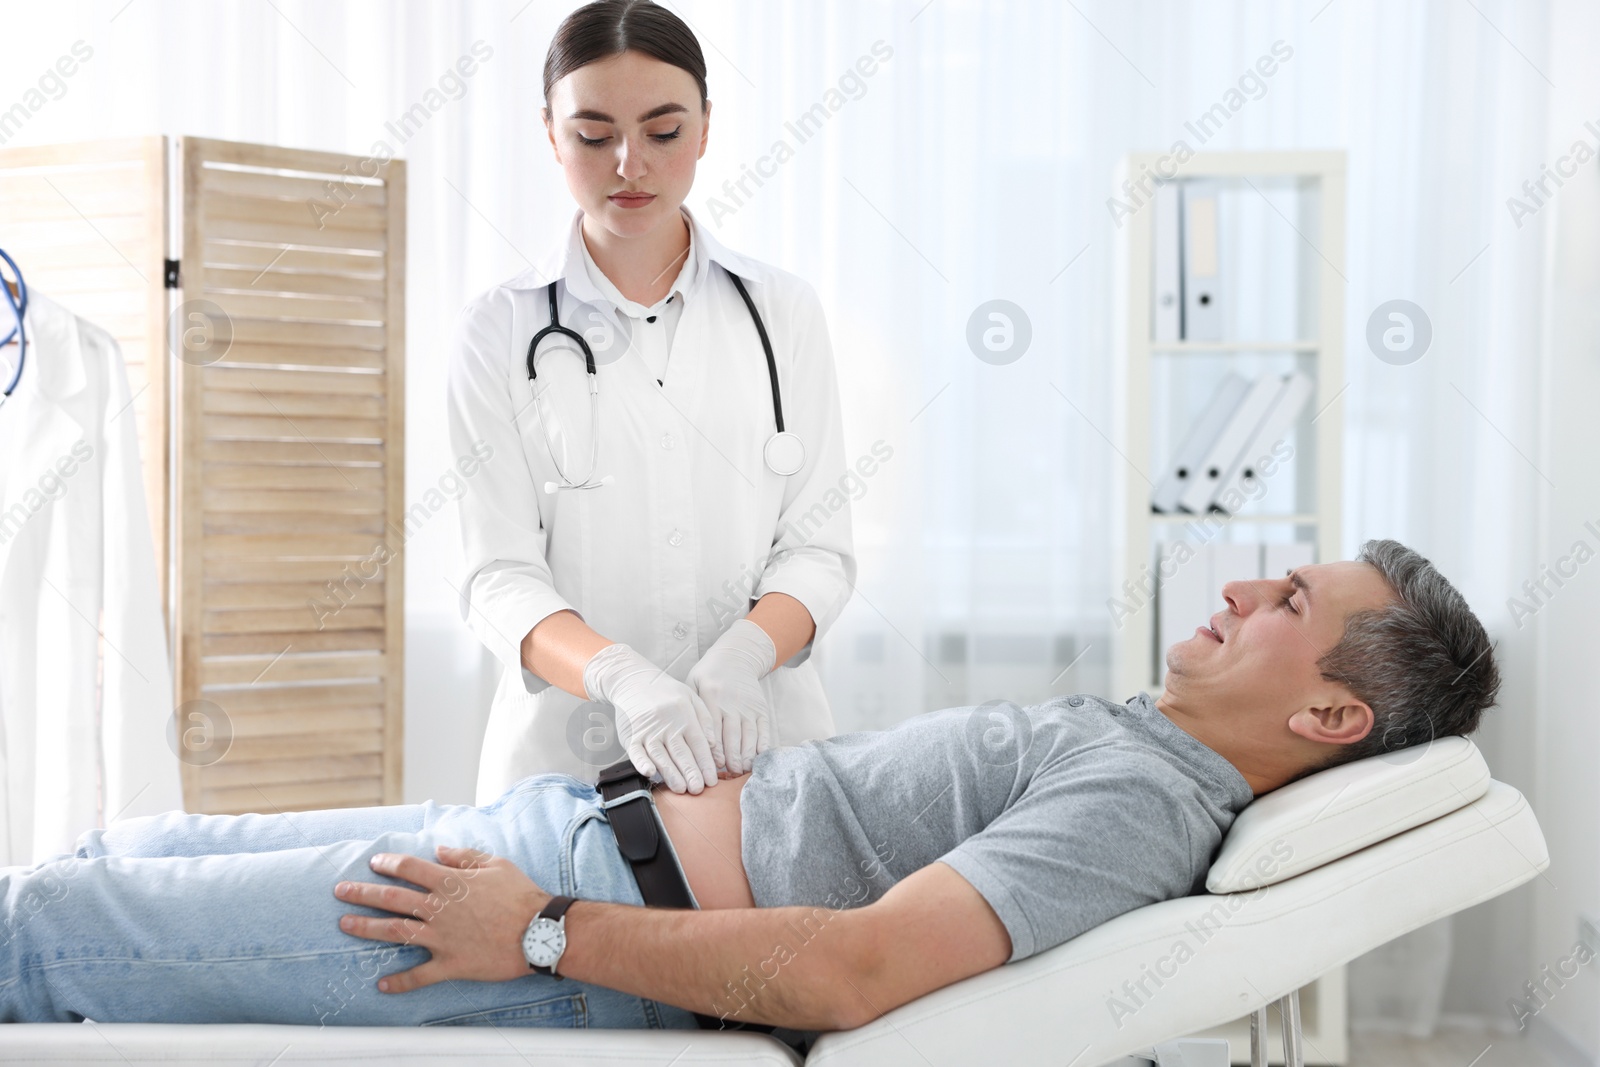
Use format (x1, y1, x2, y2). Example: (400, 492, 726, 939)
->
(581, 642, 720, 794)
(686, 618, 777, 777)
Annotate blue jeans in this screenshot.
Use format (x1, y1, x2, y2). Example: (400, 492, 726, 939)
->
(0, 774, 700, 1029)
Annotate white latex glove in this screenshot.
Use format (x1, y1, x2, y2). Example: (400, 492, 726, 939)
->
(582, 643, 719, 794)
(686, 618, 777, 776)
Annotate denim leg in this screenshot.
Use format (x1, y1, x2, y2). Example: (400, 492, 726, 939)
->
(69, 777, 540, 861)
(0, 776, 698, 1030)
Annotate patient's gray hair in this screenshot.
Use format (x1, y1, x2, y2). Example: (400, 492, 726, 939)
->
(1293, 539, 1500, 782)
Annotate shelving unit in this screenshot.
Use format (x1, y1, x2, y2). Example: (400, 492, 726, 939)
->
(1109, 151, 1348, 1065)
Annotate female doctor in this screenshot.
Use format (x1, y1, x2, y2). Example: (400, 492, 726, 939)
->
(448, 0, 856, 801)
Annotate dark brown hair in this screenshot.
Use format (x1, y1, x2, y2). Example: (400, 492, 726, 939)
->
(542, 0, 708, 115)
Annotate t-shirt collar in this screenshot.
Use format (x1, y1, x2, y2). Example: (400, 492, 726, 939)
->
(1123, 692, 1256, 810)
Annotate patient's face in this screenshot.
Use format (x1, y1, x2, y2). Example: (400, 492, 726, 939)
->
(1163, 560, 1395, 730)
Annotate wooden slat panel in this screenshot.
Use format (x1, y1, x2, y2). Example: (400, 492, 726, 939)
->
(202, 240, 382, 276)
(202, 533, 388, 559)
(227, 706, 384, 737)
(201, 190, 387, 233)
(203, 512, 386, 537)
(202, 651, 385, 686)
(8, 240, 150, 272)
(202, 290, 386, 323)
(198, 753, 384, 789)
(227, 318, 385, 349)
(203, 215, 387, 252)
(217, 730, 385, 762)
(205, 578, 385, 611)
(202, 630, 386, 657)
(214, 342, 387, 370)
(203, 388, 386, 419)
(204, 167, 387, 206)
(205, 489, 385, 513)
(199, 777, 385, 813)
(0, 137, 155, 168)
(177, 136, 405, 814)
(205, 463, 387, 491)
(204, 439, 385, 465)
(4, 213, 149, 248)
(0, 173, 146, 218)
(205, 366, 385, 396)
(203, 605, 386, 633)
(19, 265, 151, 298)
(203, 414, 385, 440)
(206, 558, 387, 583)
(217, 681, 384, 714)
(206, 265, 386, 299)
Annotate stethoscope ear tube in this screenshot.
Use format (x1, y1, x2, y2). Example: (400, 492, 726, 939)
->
(526, 279, 596, 381)
(0, 247, 28, 401)
(726, 271, 784, 434)
(524, 267, 805, 484)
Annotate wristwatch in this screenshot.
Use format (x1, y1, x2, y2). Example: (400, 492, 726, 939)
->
(522, 895, 576, 978)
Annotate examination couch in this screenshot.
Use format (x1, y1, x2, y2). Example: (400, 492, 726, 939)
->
(2, 734, 1546, 1066)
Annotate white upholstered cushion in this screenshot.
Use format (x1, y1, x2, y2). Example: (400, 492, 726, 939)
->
(1205, 734, 1491, 893)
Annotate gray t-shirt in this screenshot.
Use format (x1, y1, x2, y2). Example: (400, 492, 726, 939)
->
(739, 692, 1255, 962)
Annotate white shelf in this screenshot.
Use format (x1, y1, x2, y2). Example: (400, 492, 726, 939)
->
(1151, 340, 1320, 354)
(1151, 512, 1320, 525)
(1110, 150, 1348, 1065)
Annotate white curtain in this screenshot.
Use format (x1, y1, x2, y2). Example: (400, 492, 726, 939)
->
(5, 0, 1564, 1031)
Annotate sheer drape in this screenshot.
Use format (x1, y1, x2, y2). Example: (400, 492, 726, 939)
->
(3, 0, 1562, 1032)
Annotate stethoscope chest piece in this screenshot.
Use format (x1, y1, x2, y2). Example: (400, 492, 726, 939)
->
(764, 431, 805, 477)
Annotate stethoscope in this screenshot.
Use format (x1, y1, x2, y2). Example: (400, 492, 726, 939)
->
(0, 248, 27, 409)
(524, 263, 805, 493)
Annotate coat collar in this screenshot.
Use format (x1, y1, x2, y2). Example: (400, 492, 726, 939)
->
(499, 202, 763, 302)
(17, 288, 90, 404)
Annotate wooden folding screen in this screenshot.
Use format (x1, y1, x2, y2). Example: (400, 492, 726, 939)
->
(0, 138, 170, 597)
(0, 136, 406, 814)
(174, 138, 406, 813)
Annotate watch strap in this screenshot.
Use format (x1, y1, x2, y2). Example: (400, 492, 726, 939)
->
(539, 894, 576, 922)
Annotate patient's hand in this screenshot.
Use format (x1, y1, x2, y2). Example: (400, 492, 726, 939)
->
(333, 845, 550, 993)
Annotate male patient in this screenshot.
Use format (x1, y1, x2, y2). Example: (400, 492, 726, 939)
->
(0, 539, 1498, 1039)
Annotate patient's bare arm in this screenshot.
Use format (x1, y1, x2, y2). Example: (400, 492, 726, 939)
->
(336, 847, 1011, 1031)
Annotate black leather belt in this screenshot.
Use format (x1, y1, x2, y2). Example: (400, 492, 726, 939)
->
(595, 759, 775, 1035)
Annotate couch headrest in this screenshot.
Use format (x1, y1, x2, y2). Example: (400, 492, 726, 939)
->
(1206, 735, 1490, 893)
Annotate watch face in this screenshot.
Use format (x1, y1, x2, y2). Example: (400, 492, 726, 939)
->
(523, 917, 566, 968)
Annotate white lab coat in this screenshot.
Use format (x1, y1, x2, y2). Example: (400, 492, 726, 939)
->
(449, 206, 856, 802)
(0, 289, 183, 864)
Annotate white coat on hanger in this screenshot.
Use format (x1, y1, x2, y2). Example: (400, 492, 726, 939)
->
(0, 289, 183, 865)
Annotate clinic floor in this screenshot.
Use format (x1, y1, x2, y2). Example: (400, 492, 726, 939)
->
(1349, 1022, 1573, 1067)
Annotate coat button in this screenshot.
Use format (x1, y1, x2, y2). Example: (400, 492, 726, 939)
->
(672, 622, 688, 639)
(668, 529, 683, 546)
(661, 433, 676, 449)
(1068, 696, 1084, 707)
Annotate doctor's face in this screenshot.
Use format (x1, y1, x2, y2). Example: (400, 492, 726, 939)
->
(543, 50, 710, 240)
(1162, 560, 1395, 740)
